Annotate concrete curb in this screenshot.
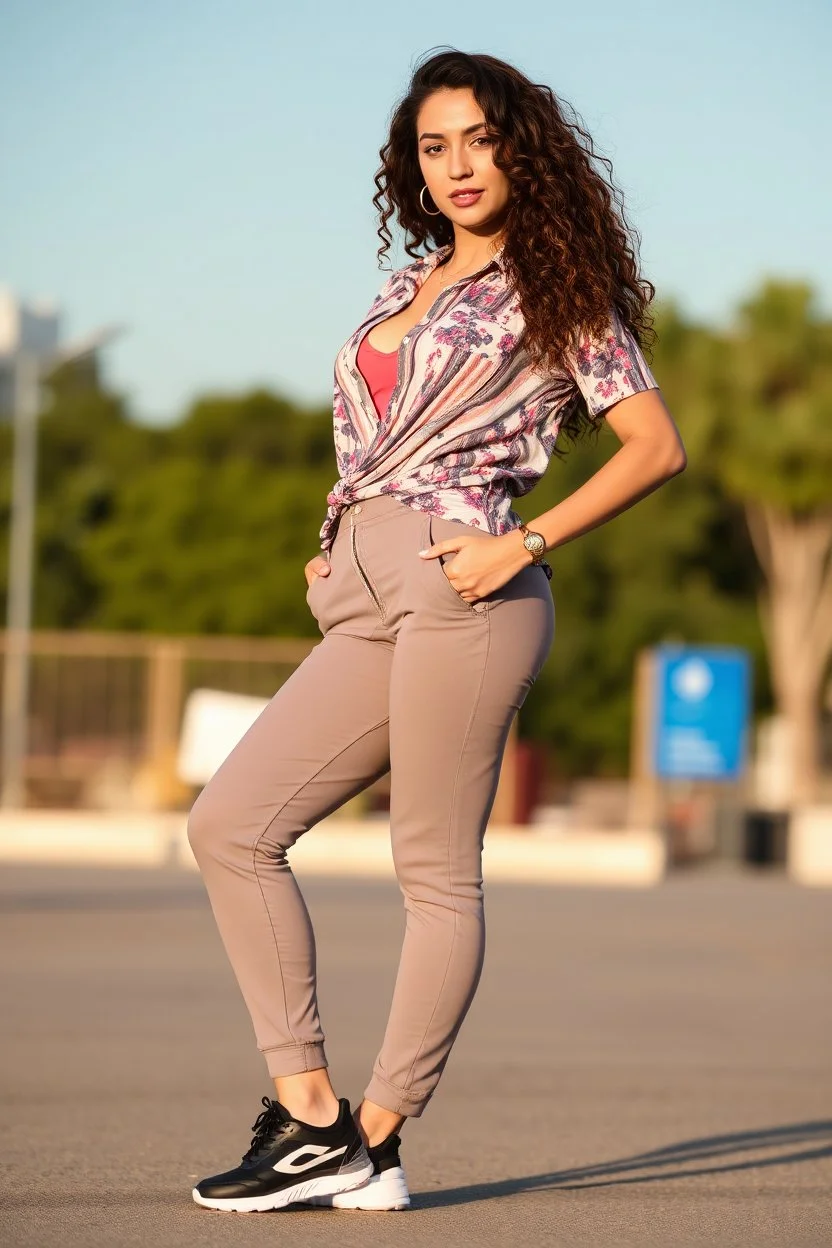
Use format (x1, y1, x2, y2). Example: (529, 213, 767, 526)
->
(0, 811, 667, 887)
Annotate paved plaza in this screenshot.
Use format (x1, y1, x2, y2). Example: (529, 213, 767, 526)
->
(1, 862, 830, 1247)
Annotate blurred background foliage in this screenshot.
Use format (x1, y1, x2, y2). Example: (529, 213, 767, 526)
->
(1, 277, 829, 779)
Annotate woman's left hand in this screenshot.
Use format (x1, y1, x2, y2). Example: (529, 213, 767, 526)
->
(418, 530, 530, 604)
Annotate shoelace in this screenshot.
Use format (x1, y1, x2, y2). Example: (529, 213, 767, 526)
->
(242, 1096, 292, 1163)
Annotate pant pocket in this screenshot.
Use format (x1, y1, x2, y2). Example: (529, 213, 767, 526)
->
(427, 513, 491, 615)
(305, 540, 338, 629)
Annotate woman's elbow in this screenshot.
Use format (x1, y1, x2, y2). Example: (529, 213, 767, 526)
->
(666, 440, 687, 478)
(658, 432, 687, 480)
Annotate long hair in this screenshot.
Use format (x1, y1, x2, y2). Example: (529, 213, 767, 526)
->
(373, 47, 656, 441)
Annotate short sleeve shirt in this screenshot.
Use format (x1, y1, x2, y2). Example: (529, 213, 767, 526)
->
(318, 242, 660, 552)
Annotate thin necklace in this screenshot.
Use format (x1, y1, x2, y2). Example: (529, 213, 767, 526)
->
(435, 247, 500, 290)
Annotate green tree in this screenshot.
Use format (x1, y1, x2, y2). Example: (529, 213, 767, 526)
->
(82, 387, 337, 636)
(700, 281, 832, 803)
(85, 454, 333, 635)
(5, 356, 159, 628)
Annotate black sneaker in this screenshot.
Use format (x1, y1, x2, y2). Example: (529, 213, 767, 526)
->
(192, 1095, 373, 1212)
(303, 1129, 410, 1210)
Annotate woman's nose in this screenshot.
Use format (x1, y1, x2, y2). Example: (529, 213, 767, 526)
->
(447, 144, 473, 179)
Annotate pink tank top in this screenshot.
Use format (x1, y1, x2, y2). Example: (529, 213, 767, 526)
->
(356, 331, 398, 420)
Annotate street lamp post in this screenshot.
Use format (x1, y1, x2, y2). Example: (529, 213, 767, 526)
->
(1, 328, 123, 808)
(1, 352, 41, 807)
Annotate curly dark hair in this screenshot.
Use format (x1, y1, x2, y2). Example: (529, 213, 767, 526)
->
(372, 47, 656, 441)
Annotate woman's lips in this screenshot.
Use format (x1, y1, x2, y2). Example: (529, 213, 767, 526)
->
(448, 190, 484, 207)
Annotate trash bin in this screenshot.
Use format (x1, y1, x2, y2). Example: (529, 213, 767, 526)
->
(743, 808, 790, 866)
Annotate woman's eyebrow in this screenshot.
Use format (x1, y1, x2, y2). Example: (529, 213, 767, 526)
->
(418, 122, 488, 141)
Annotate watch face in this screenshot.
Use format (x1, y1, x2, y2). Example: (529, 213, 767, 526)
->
(523, 531, 545, 556)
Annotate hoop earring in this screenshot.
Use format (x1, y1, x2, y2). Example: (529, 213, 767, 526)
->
(419, 185, 442, 216)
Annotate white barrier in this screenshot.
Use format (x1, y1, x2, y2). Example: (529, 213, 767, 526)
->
(788, 806, 832, 887)
(176, 689, 270, 786)
(0, 811, 666, 887)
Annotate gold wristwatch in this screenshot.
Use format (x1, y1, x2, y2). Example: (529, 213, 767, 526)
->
(518, 522, 547, 565)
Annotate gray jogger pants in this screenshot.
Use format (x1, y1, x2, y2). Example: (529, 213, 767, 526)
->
(187, 493, 555, 1117)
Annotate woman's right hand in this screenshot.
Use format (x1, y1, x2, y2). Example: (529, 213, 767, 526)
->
(304, 554, 331, 589)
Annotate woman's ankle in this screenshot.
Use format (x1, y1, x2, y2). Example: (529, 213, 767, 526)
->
(273, 1069, 340, 1127)
(354, 1098, 407, 1148)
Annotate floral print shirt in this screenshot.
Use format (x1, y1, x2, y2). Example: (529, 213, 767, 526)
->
(318, 241, 659, 555)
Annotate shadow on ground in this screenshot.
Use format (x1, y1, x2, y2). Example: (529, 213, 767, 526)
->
(416, 1120, 832, 1208)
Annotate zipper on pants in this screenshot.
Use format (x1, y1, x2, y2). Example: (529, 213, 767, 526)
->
(350, 511, 384, 619)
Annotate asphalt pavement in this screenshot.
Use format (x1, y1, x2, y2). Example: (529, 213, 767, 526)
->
(1, 863, 830, 1247)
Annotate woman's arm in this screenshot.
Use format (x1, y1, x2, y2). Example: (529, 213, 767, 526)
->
(521, 387, 686, 556)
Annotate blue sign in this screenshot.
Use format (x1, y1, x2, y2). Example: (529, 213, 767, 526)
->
(653, 645, 752, 780)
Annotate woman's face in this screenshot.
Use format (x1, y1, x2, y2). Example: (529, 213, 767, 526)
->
(416, 87, 510, 233)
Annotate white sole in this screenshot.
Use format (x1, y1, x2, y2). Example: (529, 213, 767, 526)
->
(304, 1164, 411, 1211)
(192, 1158, 374, 1213)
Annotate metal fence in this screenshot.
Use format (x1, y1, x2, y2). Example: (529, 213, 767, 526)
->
(0, 631, 316, 809)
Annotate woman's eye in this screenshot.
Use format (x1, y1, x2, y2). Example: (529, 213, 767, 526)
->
(422, 137, 492, 155)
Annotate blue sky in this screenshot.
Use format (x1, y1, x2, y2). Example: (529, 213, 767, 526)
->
(2, 0, 828, 424)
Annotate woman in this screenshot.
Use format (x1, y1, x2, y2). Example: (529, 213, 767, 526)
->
(188, 48, 685, 1214)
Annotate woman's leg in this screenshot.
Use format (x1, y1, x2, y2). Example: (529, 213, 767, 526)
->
(188, 629, 393, 1119)
(362, 541, 555, 1122)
